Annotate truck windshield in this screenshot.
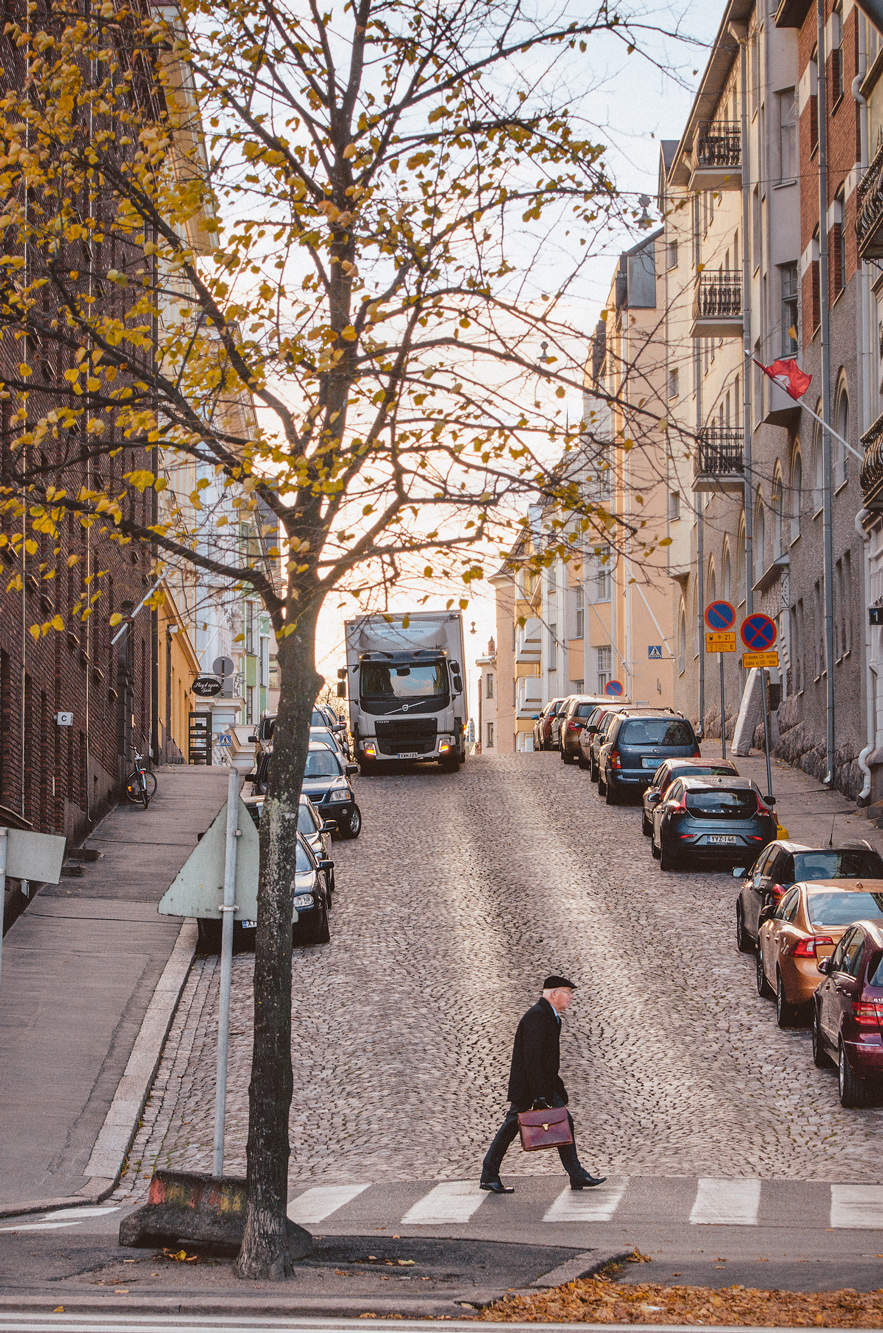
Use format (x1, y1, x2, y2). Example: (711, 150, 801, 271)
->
(360, 660, 448, 701)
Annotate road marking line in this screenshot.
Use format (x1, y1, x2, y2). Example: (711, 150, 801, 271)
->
(400, 1180, 487, 1225)
(41, 1205, 121, 1220)
(0, 1220, 83, 1232)
(830, 1183, 883, 1229)
(690, 1177, 760, 1225)
(542, 1180, 626, 1223)
(286, 1182, 369, 1223)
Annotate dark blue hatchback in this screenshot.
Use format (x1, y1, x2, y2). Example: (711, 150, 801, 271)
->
(598, 711, 700, 804)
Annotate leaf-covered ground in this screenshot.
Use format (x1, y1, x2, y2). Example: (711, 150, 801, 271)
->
(482, 1269, 883, 1326)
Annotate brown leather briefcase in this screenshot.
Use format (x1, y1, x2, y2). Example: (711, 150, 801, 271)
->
(516, 1105, 573, 1151)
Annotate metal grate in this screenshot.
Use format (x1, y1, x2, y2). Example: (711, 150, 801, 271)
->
(696, 120, 741, 170)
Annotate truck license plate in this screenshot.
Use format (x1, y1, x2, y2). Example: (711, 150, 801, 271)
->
(398, 751, 419, 759)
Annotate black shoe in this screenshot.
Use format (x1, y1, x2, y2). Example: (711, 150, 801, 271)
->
(570, 1172, 606, 1190)
(480, 1177, 514, 1194)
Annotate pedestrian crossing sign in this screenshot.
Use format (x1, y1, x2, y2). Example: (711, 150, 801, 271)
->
(647, 645, 663, 659)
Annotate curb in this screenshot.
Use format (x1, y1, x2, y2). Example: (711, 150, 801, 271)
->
(0, 919, 196, 1221)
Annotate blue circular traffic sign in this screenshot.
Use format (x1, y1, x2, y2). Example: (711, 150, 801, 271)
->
(740, 613, 777, 651)
(705, 600, 736, 631)
(605, 679, 624, 697)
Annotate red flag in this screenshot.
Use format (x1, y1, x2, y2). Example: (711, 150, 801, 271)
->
(754, 358, 812, 401)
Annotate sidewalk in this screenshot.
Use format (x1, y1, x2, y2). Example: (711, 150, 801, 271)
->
(0, 765, 229, 1215)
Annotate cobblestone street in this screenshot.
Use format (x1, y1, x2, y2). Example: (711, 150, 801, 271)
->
(117, 753, 883, 1202)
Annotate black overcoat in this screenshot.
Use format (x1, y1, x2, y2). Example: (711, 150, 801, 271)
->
(506, 996, 568, 1108)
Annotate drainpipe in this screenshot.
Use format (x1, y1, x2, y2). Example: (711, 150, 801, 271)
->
(816, 0, 837, 787)
(739, 27, 754, 620)
(857, 510, 875, 804)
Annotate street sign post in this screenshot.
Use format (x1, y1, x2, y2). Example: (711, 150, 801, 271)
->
(705, 602, 736, 760)
(0, 826, 66, 992)
(605, 679, 624, 697)
(159, 774, 261, 1176)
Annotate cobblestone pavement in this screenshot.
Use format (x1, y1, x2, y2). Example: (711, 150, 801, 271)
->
(116, 753, 883, 1202)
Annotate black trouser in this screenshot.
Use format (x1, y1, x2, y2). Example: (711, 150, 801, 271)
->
(482, 1097, 582, 1181)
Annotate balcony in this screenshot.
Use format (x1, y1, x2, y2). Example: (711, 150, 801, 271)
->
(516, 675, 544, 719)
(514, 616, 542, 664)
(857, 138, 883, 261)
(693, 428, 745, 494)
(861, 410, 883, 510)
(689, 120, 741, 191)
(691, 270, 742, 339)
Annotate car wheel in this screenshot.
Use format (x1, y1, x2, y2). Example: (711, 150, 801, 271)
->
(838, 1041, 868, 1108)
(590, 759, 598, 782)
(650, 830, 660, 860)
(776, 971, 798, 1027)
(605, 777, 620, 806)
(341, 804, 361, 838)
(561, 746, 573, 764)
(577, 750, 588, 770)
(812, 1006, 829, 1068)
(735, 903, 752, 954)
(298, 904, 330, 946)
(659, 837, 679, 871)
(641, 809, 652, 836)
(755, 946, 773, 998)
(197, 918, 222, 954)
(597, 770, 607, 795)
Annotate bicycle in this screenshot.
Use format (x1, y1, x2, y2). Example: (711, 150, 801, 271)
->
(125, 747, 157, 809)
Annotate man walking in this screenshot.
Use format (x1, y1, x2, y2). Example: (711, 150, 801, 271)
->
(480, 975, 606, 1194)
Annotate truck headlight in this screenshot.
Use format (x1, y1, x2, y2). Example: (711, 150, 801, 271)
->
(361, 741, 377, 757)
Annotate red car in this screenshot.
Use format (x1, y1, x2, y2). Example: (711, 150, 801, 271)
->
(812, 917, 883, 1106)
(533, 698, 566, 751)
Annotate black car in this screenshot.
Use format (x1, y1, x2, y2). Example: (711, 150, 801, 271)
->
(735, 840, 883, 953)
(196, 830, 331, 950)
(559, 694, 609, 764)
(650, 775, 776, 871)
(302, 742, 362, 838)
(243, 792, 336, 900)
(598, 710, 700, 803)
(641, 757, 739, 835)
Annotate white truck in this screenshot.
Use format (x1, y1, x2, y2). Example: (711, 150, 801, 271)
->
(340, 611, 468, 773)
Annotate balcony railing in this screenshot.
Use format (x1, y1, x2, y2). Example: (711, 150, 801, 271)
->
(693, 427, 744, 493)
(857, 136, 883, 260)
(860, 410, 883, 509)
(691, 270, 743, 338)
(697, 120, 741, 168)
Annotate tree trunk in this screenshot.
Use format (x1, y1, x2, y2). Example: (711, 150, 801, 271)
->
(234, 612, 321, 1279)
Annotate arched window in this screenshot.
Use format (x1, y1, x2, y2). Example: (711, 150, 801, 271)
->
(772, 466, 784, 556)
(678, 603, 687, 676)
(722, 544, 732, 602)
(707, 558, 716, 606)
(790, 449, 802, 543)
(835, 381, 849, 485)
(754, 492, 766, 581)
(736, 519, 746, 604)
(812, 405, 824, 507)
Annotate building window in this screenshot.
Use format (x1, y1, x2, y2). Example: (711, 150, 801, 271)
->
(595, 557, 611, 602)
(548, 623, 557, 671)
(752, 186, 762, 271)
(830, 194, 845, 297)
(830, 4, 843, 105)
(722, 546, 732, 602)
(809, 53, 819, 151)
(668, 489, 681, 522)
(835, 385, 849, 484)
(668, 367, 679, 400)
(772, 472, 784, 556)
(667, 239, 678, 269)
(790, 451, 802, 542)
(775, 88, 797, 182)
(486, 672, 494, 699)
(810, 230, 821, 330)
(754, 496, 766, 580)
(678, 606, 687, 676)
(596, 645, 611, 693)
(486, 721, 494, 749)
(780, 263, 798, 354)
(574, 679, 584, 692)
(574, 585, 584, 640)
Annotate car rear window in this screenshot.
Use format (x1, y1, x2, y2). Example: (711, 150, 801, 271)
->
(806, 891, 883, 928)
(793, 850, 883, 881)
(620, 719, 694, 746)
(685, 788, 757, 817)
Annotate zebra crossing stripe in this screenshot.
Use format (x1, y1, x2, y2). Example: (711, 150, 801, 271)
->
(542, 1180, 626, 1223)
(690, 1177, 761, 1226)
(286, 1182, 369, 1224)
(830, 1183, 883, 1229)
(400, 1180, 488, 1225)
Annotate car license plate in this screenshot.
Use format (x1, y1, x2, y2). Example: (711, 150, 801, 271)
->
(241, 919, 257, 929)
(398, 751, 419, 759)
(705, 835, 739, 845)
(642, 756, 660, 768)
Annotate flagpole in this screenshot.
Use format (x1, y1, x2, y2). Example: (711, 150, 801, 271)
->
(744, 350, 865, 464)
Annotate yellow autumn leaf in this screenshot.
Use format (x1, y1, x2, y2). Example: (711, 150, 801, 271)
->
(51, 614, 64, 631)
(340, 325, 357, 341)
(28, 624, 41, 642)
(109, 612, 123, 626)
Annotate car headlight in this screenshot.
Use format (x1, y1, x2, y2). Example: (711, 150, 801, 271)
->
(293, 894, 314, 910)
(328, 781, 352, 799)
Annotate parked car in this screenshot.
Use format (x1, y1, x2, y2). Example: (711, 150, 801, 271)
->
(641, 757, 739, 835)
(812, 917, 883, 1105)
(578, 704, 630, 776)
(560, 695, 610, 764)
(533, 698, 566, 751)
(756, 880, 883, 1027)
(243, 793, 336, 900)
(313, 704, 350, 757)
(599, 710, 700, 803)
(734, 841, 883, 953)
(310, 724, 347, 760)
(301, 741, 362, 838)
(196, 830, 331, 951)
(650, 775, 776, 871)
(549, 695, 575, 751)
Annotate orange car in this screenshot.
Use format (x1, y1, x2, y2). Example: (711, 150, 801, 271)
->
(756, 879, 883, 1028)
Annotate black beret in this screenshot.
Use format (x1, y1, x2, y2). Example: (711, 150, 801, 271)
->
(543, 974, 576, 990)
